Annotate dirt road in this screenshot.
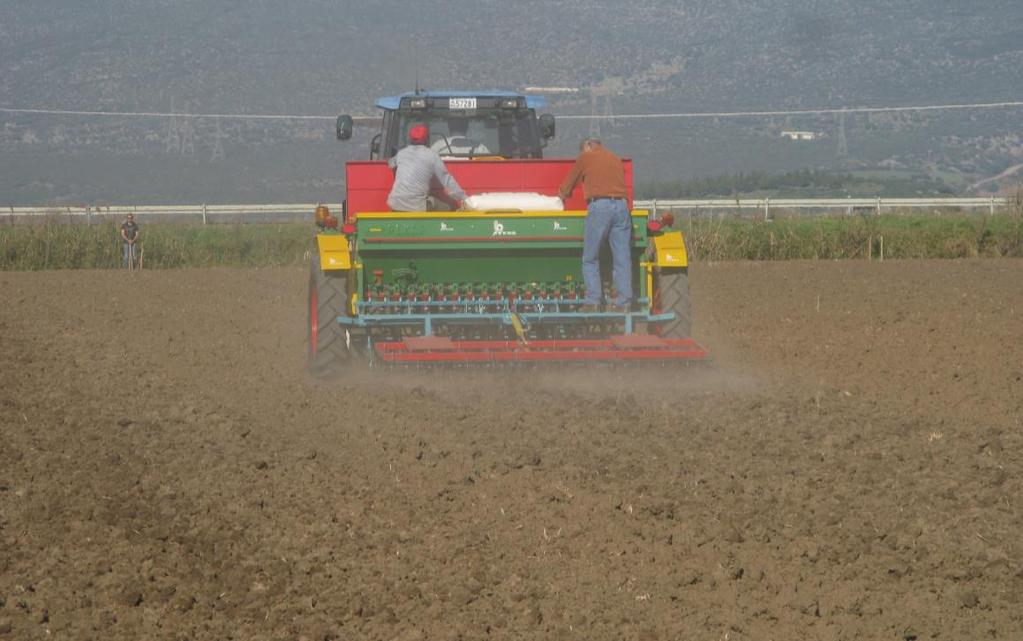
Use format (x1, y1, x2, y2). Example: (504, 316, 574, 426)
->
(968, 163, 1023, 193)
(1, 261, 1021, 640)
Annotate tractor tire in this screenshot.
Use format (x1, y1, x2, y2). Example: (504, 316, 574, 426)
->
(307, 253, 352, 376)
(656, 267, 692, 339)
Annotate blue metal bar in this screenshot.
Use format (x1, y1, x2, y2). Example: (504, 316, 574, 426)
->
(336, 310, 675, 331)
(357, 297, 652, 313)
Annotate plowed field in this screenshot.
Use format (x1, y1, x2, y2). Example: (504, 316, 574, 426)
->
(1, 260, 1021, 641)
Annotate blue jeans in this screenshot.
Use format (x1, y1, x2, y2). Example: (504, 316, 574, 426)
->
(582, 199, 632, 306)
(123, 242, 137, 267)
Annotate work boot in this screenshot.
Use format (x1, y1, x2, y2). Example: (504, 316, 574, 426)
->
(577, 304, 600, 314)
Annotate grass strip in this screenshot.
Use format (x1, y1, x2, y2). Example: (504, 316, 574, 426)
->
(1, 213, 1021, 270)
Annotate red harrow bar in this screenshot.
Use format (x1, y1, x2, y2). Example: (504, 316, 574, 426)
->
(373, 335, 709, 364)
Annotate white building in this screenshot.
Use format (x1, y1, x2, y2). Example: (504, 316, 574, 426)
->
(781, 130, 820, 141)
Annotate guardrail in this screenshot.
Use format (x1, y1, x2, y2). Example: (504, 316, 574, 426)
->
(1, 197, 1013, 223)
(635, 196, 1010, 219)
(1, 203, 343, 224)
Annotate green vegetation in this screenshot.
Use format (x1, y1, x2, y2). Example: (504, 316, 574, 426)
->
(637, 170, 957, 199)
(2, 213, 1021, 271)
(683, 212, 1022, 261)
(0, 221, 312, 270)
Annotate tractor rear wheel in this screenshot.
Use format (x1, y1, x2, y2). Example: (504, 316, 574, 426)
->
(308, 254, 352, 376)
(656, 267, 692, 339)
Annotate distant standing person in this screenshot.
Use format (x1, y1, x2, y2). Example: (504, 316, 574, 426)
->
(387, 124, 467, 212)
(121, 213, 140, 268)
(558, 138, 631, 312)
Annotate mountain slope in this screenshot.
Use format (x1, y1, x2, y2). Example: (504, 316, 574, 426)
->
(1, 1, 1021, 202)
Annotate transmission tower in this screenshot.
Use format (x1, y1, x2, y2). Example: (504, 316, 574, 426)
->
(165, 98, 182, 153)
(836, 111, 848, 158)
(165, 119, 180, 154)
(602, 93, 615, 126)
(589, 90, 601, 137)
(588, 85, 618, 138)
(210, 118, 226, 161)
(179, 109, 195, 156)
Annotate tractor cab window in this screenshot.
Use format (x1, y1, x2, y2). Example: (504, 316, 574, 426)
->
(389, 109, 541, 160)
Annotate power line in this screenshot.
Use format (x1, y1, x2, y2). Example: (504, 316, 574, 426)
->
(1, 100, 1022, 123)
(0, 107, 340, 121)
(557, 100, 1023, 120)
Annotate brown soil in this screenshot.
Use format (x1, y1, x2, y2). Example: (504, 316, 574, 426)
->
(1, 260, 1021, 641)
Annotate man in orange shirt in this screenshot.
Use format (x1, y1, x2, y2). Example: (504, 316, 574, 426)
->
(559, 138, 632, 312)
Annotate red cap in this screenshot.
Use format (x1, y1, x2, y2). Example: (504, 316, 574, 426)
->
(409, 124, 429, 144)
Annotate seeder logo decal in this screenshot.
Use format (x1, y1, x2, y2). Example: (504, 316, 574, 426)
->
(553, 221, 567, 231)
(440, 222, 455, 232)
(492, 221, 517, 236)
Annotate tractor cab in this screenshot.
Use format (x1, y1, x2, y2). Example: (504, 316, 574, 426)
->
(336, 92, 556, 161)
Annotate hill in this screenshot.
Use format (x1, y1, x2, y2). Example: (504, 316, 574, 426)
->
(1, 1, 1021, 203)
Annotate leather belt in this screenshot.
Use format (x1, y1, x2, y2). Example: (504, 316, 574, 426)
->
(586, 196, 626, 204)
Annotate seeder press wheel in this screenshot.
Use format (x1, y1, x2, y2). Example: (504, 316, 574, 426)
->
(654, 267, 692, 339)
(307, 254, 353, 376)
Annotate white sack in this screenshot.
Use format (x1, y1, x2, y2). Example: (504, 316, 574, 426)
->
(463, 192, 564, 212)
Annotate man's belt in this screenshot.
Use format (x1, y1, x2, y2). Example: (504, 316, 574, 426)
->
(586, 196, 626, 204)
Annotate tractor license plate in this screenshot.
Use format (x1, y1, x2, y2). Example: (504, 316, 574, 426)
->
(449, 97, 477, 110)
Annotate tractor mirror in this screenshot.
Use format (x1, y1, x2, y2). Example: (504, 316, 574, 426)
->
(538, 114, 556, 139)
(336, 115, 354, 140)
